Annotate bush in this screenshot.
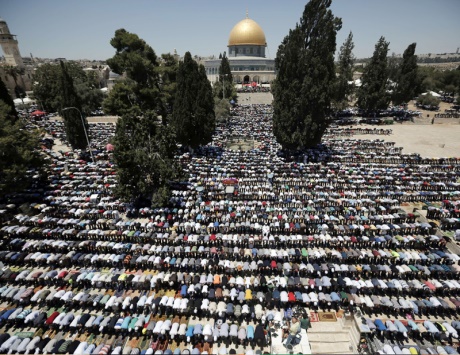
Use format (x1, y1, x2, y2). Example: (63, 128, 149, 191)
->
(417, 93, 441, 107)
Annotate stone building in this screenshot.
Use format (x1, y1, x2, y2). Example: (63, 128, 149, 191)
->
(0, 17, 33, 98)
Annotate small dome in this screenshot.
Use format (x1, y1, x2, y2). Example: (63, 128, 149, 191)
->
(228, 17, 266, 47)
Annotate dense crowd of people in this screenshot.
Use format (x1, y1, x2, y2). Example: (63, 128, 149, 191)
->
(235, 87, 270, 93)
(0, 104, 460, 354)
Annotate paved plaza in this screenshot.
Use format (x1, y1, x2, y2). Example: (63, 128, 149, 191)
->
(353, 124, 460, 158)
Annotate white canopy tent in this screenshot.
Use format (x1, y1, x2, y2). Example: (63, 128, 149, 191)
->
(348, 79, 362, 87)
(13, 97, 34, 106)
(421, 91, 441, 97)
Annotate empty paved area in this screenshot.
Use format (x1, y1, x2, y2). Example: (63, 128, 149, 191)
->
(238, 92, 273, 105)
(352, 124, 460, 158)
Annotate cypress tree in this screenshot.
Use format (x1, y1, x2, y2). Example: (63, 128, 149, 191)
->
(0, 77, 17, 119)
(159, 53, 179, 115)
(59, 61, 89, 150)
(334, 32, 355, 110)
(356, 36, 390, 112)
(392, 43, 420, 105)
(273, 0, 342, 150)
(387, 53, 402, 84)
(214, 54, 235, 100)
(219, 54, 233, 93)
(198, 63, 215, 142)
(172, 52, 215, 149)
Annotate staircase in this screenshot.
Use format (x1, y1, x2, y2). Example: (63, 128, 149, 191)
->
(307, 315, 361, 354)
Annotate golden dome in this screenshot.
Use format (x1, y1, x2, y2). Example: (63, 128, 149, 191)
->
(228, 17, 266, 46)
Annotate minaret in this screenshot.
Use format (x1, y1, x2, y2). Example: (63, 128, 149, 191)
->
(0, 17, 24, 68)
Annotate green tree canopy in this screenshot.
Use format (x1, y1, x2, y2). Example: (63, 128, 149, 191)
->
(32, 62, 103, 114)
(0, 77, 17, 119)
(103, 80, 138, 117)
(387, 53, 402, 84)
(417, 65, 460, 96)
(158, 53, 179, 115)
(333, 31, 355, 110)
(74, 70, 104, 115)
(108, 29, 158, 85)
(273, 0, 342, 150)
(214, 97, 230, 123)
(418, 66, 442, 93)
(106, 29, 168, 122)
(417, 93, 440, 107)
(392, 43, 421, 105)
(356, 36, 390, 112)
(172, 52, 215, 149)
(59, 61, 89, 150)
(0, 99, 43, 195)
(4, 66, 26, 100)
(440, 65, 460, 97)
(32, 63, 61, 111)
(112, 105, 180, 206)
(214, 53, 236, 101)
(105, 29, 180, 206)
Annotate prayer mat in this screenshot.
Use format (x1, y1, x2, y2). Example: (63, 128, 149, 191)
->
(318, 312, 337, 322)
(309, 311, 319, 322)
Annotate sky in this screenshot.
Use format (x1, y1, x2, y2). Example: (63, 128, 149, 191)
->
(1, 0, 460, 61)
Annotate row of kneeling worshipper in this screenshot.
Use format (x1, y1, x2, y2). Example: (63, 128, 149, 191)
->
(1, 104, 459, 355)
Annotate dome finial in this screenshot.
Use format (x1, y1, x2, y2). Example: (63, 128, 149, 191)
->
(246, 8, 248, 18)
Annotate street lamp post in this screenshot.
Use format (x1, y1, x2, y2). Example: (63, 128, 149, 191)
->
(62, 106, 95, 163)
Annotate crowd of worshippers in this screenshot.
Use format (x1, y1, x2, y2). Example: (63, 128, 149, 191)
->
(362, 318, 460, 350)
(360, 320, 460, 355)
(326, 127, 393, 137)
(0, 104, 460, 355)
